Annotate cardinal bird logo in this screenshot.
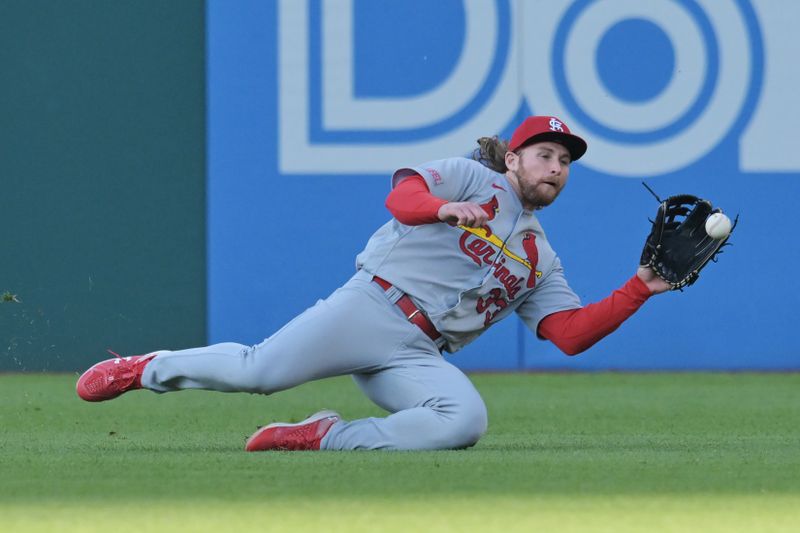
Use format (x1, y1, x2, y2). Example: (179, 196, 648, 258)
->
(479, 195, 499, 237)
(522, 232, 541, 288)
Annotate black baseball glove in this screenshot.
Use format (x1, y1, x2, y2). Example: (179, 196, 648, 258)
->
(640, 193, 736, 290)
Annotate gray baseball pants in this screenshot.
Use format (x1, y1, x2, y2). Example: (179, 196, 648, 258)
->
(140, 270, 488, 450)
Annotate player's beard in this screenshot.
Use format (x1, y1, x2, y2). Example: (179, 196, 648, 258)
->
(512, 170, 563, 210)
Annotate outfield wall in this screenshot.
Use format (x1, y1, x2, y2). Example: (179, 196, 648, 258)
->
(207, 0, 799, 370)
(0, 1, 206, 371)
(3, 1, 798, 372)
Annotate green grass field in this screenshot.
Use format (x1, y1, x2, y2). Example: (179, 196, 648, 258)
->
(1, 372, 799, 532)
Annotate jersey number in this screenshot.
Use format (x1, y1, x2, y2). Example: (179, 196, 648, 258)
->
(476, 288, 508, 327)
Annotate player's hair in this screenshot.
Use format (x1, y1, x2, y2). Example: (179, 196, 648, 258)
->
(472, 136, 509, 173)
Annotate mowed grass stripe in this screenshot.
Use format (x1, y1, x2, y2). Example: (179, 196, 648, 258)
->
(2, 495, 800, 533)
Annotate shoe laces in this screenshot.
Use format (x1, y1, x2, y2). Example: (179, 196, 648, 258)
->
(103, 349, 153, 387)
(107, 349, 154, 366)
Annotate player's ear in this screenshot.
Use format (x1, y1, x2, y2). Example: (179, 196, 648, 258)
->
(504, 150, 519, 171)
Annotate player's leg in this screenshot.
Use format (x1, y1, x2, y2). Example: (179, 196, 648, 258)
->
(321, 336, 489, 450)
(139, 273, 417, 395)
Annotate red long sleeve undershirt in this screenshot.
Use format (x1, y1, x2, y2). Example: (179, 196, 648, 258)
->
(537, 276, 651, 355)
(385, 174, 449, 224)
(385, 175, 653, 355)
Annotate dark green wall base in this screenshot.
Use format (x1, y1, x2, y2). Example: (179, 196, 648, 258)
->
(1, 1, 206, 371)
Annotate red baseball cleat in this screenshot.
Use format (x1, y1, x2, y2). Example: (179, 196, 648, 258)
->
(245, 410, 341, 451)
(76, 350, 158, 402)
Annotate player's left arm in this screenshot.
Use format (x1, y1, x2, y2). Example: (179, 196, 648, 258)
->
(636, 266, 671, 294)
(536, 274, 653, 355)
(517, 262, 664, 356)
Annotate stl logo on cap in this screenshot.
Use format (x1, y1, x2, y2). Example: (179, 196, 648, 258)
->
(548, 118, 564, 132)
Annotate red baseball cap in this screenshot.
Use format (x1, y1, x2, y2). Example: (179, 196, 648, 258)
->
(508, 116, 587, 161)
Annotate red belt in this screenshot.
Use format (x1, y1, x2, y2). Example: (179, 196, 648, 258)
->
(373, 276, 441, 341)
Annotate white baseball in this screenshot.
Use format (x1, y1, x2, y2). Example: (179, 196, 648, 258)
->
(705, 212, 732, 240)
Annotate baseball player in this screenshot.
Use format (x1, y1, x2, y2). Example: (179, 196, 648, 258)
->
(76, 116, 671, 451)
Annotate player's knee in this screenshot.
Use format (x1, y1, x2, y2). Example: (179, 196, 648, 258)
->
(455, 401, 489, 448)
(435, 397, 488, 449)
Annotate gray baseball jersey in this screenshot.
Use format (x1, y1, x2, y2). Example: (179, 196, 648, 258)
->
(356, 157, 582, 353)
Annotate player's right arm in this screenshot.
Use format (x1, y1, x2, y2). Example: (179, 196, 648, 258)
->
(386, 174, 490, 227)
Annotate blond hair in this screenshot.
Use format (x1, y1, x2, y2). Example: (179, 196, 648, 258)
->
(472, 136, 509, 173)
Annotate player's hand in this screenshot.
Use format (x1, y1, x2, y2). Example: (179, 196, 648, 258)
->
(438, 202, 490, 228)
(637, 266, 671, 295)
